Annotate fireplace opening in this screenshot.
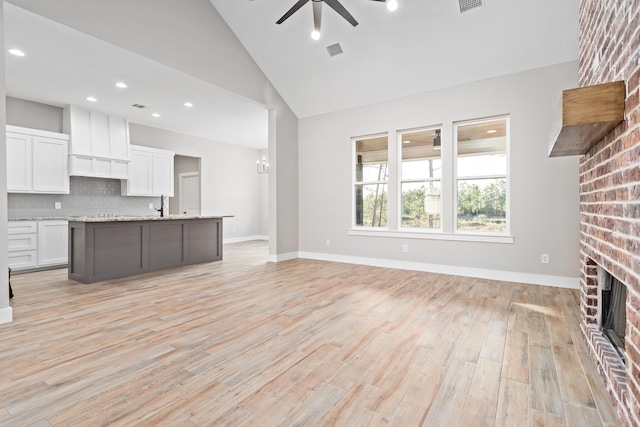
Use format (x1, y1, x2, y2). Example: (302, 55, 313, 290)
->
(599, 268, 627, 362)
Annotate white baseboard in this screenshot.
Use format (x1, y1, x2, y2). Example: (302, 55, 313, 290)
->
(223, 235, 268, 244)
(298, 251, 579, 289)
(0, 306, 13, 325)
(267, 252, 299, 263)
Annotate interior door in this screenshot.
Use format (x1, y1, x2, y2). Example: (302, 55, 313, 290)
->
(179, 172, 201, 215)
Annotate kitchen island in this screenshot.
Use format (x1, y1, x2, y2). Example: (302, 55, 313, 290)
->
(68, 215, 224, 284)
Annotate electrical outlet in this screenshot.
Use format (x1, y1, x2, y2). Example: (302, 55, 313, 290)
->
(232, 227, 236, 233)
(54, 202, 61, 210)
(149, 203, 154, 209)
(402, 244, 408, 253)
(326, 239, 331, 246)
(541, 253, 550, 264)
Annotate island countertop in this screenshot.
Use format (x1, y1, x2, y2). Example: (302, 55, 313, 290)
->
(68, 214, 233, 222)
(10, 214, 233, 222)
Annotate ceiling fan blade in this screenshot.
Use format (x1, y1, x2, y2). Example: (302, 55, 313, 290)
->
(276, 0, 311, 24)
(312, 0, 322, 34)
(324, 0, 358, 26)
(368, 0, 386, 2)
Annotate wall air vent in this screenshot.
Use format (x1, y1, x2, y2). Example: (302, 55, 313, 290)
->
(326, 43, 344, 57)
(132, 103, 146, 109)
(459, 0, 483, 13)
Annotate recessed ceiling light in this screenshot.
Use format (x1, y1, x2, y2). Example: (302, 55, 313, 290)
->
(115, 82, 128, 89)
(487, 129, 497, 134)
(86, 96, 97, 102)
(311, 30, 321, 40)
(152, 113, 160, 118)
(184, 102, 193, 107)
(8, 48, 25, 57)
(386, 0, 398, 11)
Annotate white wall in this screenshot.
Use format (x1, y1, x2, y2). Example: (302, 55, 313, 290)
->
(129, 124, 264, 240)
(8, 0, 300, 257)
(0, 2, 12, 324)
(299, 61, 581, 286)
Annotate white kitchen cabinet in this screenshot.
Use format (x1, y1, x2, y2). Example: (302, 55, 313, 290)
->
(122, 145, 174, 197)
(8, 220, 68, 271)
(63, 105, 130, 179)
(37, 221, 69, 267)
(6, 126, 69, 194)
(8, 221, 38, 270)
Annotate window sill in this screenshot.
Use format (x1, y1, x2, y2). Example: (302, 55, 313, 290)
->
(347, 228, 514, 244)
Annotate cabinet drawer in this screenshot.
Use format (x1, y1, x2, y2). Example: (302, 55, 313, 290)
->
(8, 233, 37, 252)
(8, 221, 37, 234)
(8, 250, 38, 270)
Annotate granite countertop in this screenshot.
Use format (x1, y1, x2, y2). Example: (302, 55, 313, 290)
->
(10, 215, 234, 222)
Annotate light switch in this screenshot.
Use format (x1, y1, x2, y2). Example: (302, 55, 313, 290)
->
(54, 202, 61, 209)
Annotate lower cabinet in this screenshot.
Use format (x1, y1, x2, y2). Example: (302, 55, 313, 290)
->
(38, 221, 69, 266)
(8, 220, 68, 271)
(8, 221, 38, 270)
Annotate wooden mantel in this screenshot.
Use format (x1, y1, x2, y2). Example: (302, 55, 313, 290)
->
(549, 81, 625, 157)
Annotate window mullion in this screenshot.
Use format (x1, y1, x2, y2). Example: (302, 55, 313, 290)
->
(440, 123, 455, 234)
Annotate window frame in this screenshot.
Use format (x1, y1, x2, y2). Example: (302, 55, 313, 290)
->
(398, 125, 443, 232)
(453, 115, 511, 236)
(352, 132, 389, 230)
(347, 116, 513, 244)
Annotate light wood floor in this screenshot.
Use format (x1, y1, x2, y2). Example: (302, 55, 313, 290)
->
(0, 241, 621, 426)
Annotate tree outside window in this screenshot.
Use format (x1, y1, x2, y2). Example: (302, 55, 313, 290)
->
(400, 127, 442, 230)
(354, 135, 388, 228)
(455, 117, 508, 232)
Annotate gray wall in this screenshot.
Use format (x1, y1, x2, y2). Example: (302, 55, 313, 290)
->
(299, 61, 580, 281)
(8, 0, 300, 258)
(6, 96, 62, 132)
(0, 2, 10, 323)
(129, 123, 264, 240)
(258, 148, 268, 237)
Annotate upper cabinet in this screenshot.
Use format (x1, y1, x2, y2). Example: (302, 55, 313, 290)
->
(6, 125, 70, 194)
(63, 105, 130, 178)
(549, 81, 625, 157)
(121, 145, 175, 197)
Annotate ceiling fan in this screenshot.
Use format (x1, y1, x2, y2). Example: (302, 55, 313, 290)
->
(276, 0, 397, 40)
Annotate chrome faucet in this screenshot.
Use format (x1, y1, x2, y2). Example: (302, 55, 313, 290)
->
(156, 194, 165, 217)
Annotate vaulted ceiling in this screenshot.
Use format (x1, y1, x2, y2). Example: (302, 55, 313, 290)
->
(3, 0, 579, 148)
(210, 0, 579, 118)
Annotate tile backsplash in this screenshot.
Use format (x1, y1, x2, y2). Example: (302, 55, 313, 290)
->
(8, 177, 162, 218)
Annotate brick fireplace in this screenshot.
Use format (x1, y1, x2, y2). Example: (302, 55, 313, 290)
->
(578, 0, 640, 426)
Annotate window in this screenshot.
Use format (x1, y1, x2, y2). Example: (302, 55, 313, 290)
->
(350, 115, 511, 241)
(400, 127, 442, 230)
(455, 117, 508, 233)
(353, 135, 388, 228)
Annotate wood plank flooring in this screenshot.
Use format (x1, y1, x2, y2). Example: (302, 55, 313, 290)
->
(0, 241, 621, 426)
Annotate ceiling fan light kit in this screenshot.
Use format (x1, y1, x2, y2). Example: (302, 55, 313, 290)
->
(276, 0, 395, 40)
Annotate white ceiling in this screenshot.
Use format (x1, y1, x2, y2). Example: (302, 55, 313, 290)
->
(4, 0, 578, 147)
(210, 0, 579, 118)
(3, 3, 269, 149)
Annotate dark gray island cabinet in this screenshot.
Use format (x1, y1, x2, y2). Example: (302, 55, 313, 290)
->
(68, 216, 223, 284)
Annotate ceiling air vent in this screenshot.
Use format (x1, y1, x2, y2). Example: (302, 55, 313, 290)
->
(326, 43, 344, 57)
(132, 103, 146, 109)
(459, 0, 483, 13)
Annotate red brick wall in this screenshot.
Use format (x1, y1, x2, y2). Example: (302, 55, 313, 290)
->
(579, 0, 640, 425)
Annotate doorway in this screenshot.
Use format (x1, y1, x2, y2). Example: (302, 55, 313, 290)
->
(170, 155, 201, 215)
(179, 172, 200, 215)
